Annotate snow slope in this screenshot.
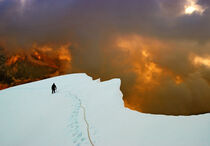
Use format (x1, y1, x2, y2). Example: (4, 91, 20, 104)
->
(0, 73, 210, 146)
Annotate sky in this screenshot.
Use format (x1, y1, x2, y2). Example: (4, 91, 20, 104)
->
(0, 0, 210, 115)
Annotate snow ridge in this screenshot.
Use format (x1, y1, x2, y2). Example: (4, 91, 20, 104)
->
(0, 73, 210, 146)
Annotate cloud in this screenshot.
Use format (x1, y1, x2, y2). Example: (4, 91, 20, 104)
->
(184, 0, 206, 15)
(0, 0, 210, 115)
(103, 34, 210, 115)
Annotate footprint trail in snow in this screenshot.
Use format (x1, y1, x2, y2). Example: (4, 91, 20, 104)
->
(67, 93, 95, 146)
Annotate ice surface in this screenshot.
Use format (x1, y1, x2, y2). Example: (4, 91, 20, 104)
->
(0, 73, 210, 146)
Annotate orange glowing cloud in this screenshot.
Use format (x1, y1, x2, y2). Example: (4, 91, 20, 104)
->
(3, 43, 72, 86)
(108, 34, 206, 114)
(175, 75, 183, 84)
(193, 55, 210, 68)
(6, 55, 25, 66)
(115, 35, 166, 88)
(57, 44, 72, 62)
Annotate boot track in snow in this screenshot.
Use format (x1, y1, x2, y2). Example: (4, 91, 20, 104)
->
(79, 99, 95, 146)
(67, 93, 94, 146)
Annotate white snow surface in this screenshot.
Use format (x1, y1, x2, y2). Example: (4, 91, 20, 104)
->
(0, 73, 210, 146)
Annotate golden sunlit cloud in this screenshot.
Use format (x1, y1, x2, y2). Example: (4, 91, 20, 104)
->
(116, 35, 172, 89)
(184, 0, 205, 15)
(6, 55, 23, 66)
(185, 6, 196, 14)
(193, 56, 210, 67)
(57, 44, 72, 62)
(175, 75, 183, 84)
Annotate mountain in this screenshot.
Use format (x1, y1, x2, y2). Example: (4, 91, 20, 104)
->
(0, 73, 210, 146)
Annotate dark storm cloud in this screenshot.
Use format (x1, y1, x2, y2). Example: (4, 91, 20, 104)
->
(1, 0, 210, 45)
(1, 0, 210, 115)
(0, 0, 160, 48)
(198, 0, 210, 6)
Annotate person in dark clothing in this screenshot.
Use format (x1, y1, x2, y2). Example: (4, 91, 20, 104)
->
(51, 83, 57, 94)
